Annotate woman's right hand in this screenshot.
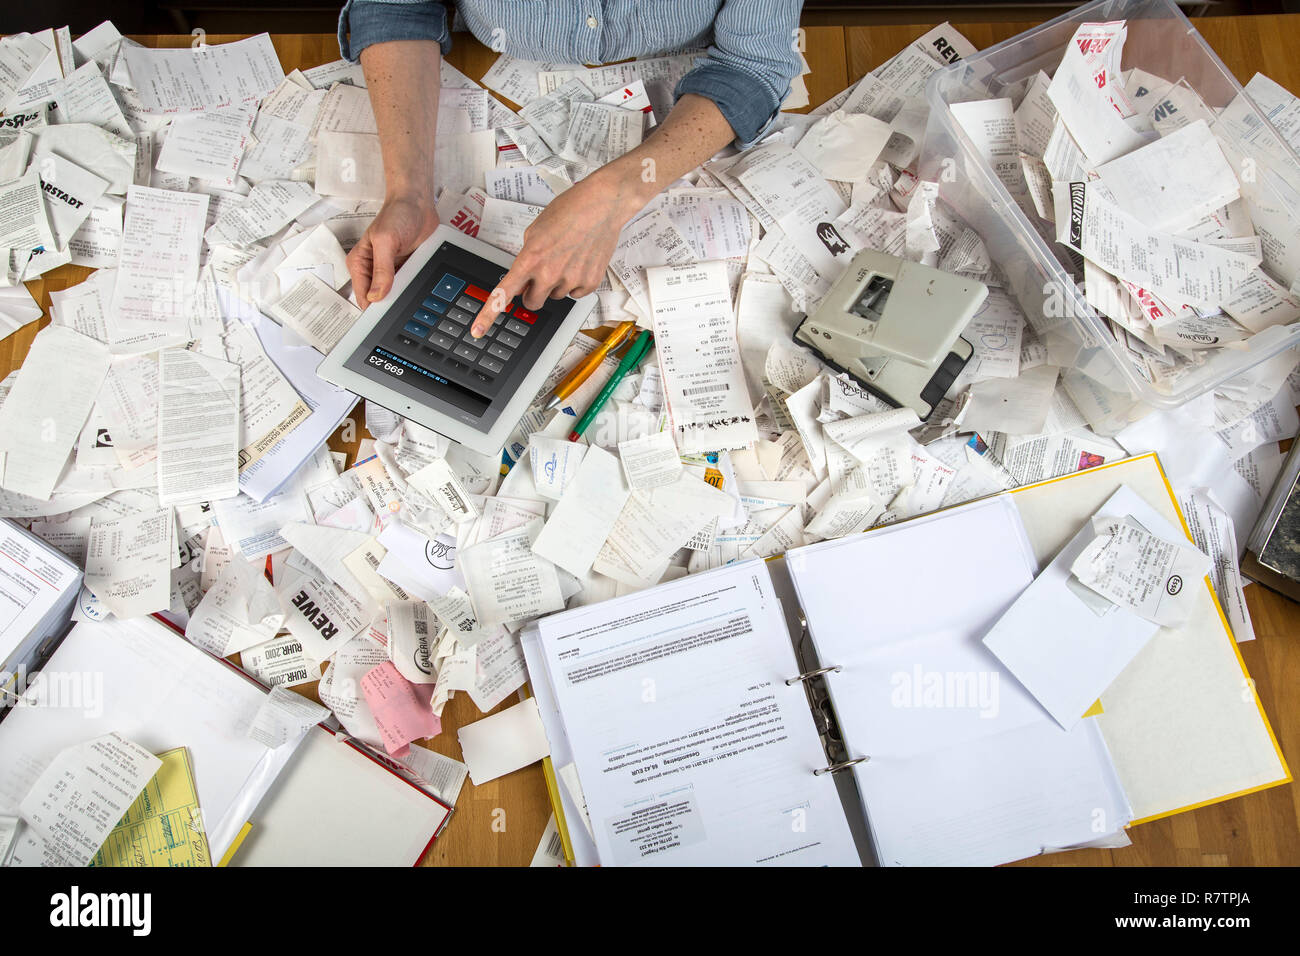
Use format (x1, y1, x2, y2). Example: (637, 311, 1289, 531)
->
(347, 193, 440, 304)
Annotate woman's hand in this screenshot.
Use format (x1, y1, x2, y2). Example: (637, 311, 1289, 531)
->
(347, 193, 440, 304)
(470, 168, 644, 337)
(468, 93, 736, 337)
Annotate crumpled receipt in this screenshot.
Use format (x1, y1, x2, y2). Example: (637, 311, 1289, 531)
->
(1069, 514, 1212, 627)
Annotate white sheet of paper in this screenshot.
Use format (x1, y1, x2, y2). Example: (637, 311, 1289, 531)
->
(157, 348, 241, 505)
(982, 486, 1168, 729)
(315, 129, 386, 201)
(32, 123, 135, 196)
(561, 100, 643, 165)
(0, 325, 110, 500)
(593, 474, 731, 587)
(963, 364, 1059, 436)
(534, 559, 860, 865)
(68, 195, 124, 268)
(533, 444, 630, 578)
(618, 431, 682, 490)
(794, 109, 891, 182)
(484, 166, 557, 205)
(233, 306, 358, 502)
(608, 208, 695, 316)
(269, 274, 361, 354)
(949, 98, 1027, 198)
(457, 697, 550, 786)
(529, 435, 587, 500)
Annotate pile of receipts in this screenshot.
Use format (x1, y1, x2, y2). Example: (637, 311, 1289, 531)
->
(948, 19, 1300, 388)
(0, 17, 1296, 780)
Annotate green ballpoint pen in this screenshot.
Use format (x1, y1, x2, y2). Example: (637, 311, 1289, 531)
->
(567, 329, 654, 442)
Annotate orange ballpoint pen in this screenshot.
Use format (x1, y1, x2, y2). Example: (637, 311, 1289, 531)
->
(543, 320, 638, 411)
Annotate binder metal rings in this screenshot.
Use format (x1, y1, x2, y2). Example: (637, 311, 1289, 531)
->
(814, 756, 870, 776)
(785, 665, 842, 685)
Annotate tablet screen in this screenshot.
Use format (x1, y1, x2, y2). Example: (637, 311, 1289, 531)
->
(341, 238, 576, 433)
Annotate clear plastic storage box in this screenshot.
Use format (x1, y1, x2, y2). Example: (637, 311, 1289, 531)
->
(920, 0, 1300, 427)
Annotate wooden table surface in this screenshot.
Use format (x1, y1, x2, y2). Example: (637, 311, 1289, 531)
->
(6, 13, 1300, 867)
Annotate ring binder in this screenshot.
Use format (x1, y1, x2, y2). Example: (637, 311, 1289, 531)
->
(785, 665, 842, 685)
(815, 756, 869, 776)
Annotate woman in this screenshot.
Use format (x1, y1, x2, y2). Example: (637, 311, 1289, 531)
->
(338, 0, 803, 334)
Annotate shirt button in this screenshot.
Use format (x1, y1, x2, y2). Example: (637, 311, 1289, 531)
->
(586, 15, 598, 28)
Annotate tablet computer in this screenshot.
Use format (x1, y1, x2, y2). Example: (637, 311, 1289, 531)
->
(317, 224, 595, 455)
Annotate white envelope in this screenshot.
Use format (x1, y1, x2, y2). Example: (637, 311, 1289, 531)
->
(982, 484, 1170, 730)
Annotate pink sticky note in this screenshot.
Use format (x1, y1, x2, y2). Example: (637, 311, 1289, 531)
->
(360, 661, 441, 757)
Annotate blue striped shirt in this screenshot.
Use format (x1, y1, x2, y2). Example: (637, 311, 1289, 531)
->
(337, 0, 804, 148)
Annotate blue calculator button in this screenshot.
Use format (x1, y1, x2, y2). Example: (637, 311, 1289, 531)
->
(413, 309, 438, 324)
(403, 320, 431, 338)
(431, 274, 466, 301)
(421, 297, 447, 314)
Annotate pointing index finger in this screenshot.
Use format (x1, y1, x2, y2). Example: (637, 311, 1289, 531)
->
(471, 268, 526, 338)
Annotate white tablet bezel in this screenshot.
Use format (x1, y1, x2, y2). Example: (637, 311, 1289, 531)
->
(317, 224, 595, 456)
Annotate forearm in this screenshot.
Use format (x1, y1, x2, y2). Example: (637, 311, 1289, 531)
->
(360, 40, 442, 202)
(589, 93, 737, 221)
(468, 95, 737, 324)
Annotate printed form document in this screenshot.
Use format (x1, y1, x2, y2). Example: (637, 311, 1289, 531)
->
(534, 560, 859, 866)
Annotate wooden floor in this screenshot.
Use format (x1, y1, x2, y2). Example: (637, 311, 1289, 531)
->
(5, 14, 1300, 866)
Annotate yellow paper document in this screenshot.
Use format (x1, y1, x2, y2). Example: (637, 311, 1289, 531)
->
(91, 747, 212, 868)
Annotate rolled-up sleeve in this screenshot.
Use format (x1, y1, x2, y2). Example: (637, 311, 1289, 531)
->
(674, 0, 804, 150)
(338, 0, 453, 62)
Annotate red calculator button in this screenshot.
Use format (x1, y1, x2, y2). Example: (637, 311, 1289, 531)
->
(513, 308, 539, 324)
(464, 284, 491, 302)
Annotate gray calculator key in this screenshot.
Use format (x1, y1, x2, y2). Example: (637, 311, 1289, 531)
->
(447, 306, 476, 325)
(430, 332, 456, 350)
(437, 319, 464, 336)
(504, 318, 530, 337)
(487, 342, 514, 361)
(455, 295, 480, 313)
(453, 344, 480, 362)
(478, 356, 504, 374)
(496, 331, 522, 349)
(461, 334, 487, 349)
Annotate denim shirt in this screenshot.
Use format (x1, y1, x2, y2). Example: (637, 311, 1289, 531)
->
(337, 0, 803, 149)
